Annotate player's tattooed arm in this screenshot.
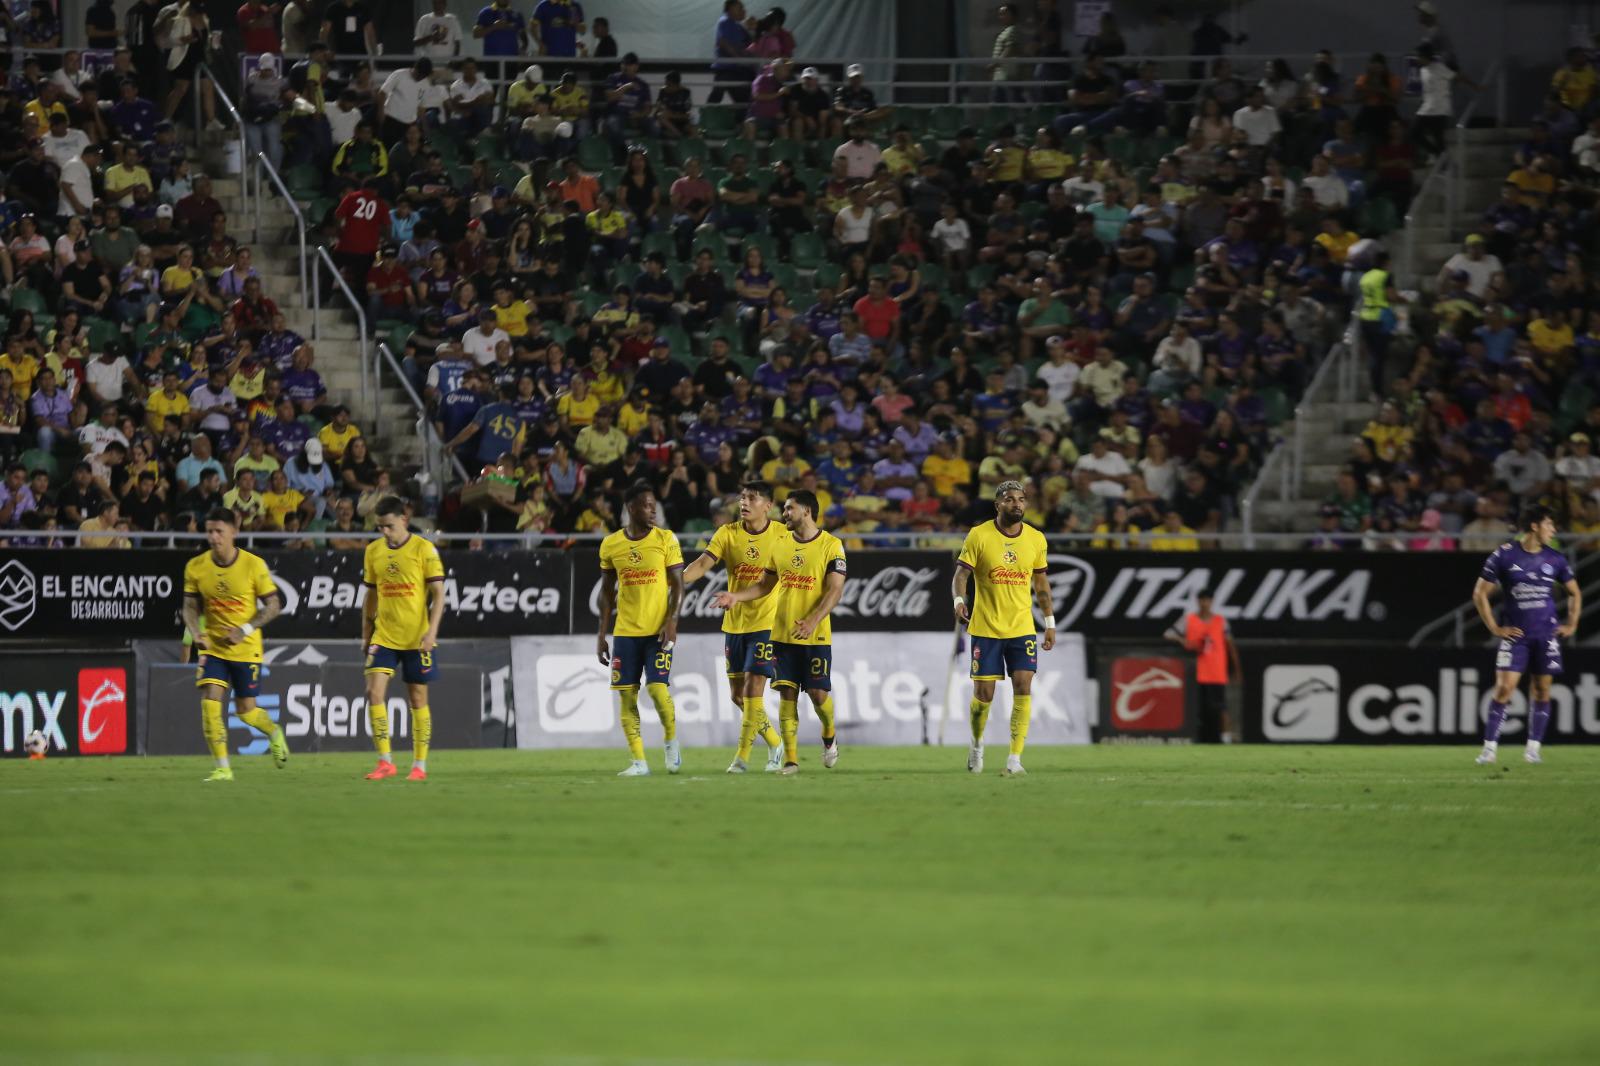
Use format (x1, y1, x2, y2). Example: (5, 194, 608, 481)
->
(681, 551, 718, 585)
(793, 570, 845, 640)
(662, 565, 685, 647)
(181, 593, 206, 649)
(1032, 569, 1056, 651)
(951, 564, 972, 624)
(1560, 578, 1582, 639)
(714, 569, 777, 608)
(597, 569, 618, 665)
(1473, 577, 1519, 640)
(228, 591, 281, 643)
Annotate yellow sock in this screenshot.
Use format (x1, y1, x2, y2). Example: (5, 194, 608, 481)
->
(646, 682, 676, 742)
(759, 707, 782, 751)
(369, 700, 392, 758)
(814, 693, 836, 743)
(780, 695, 799, 764)
(412, 705, 431, 767)
(970, 698, 992, 746)
(737, 696, 764, 762)
(1010, 695, 1031, 757)
(200, 696, 228, 765)
(619, 689, 646, 760)
(236, 706, 277, 738)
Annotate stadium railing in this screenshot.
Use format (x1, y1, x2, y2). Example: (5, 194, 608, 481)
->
(374, 339, 471, 492)
(254, 151, 311, 309)
(1400, 61, 1504, 287)
(195, 61, 250, 189)
(311, 245, 372, 412)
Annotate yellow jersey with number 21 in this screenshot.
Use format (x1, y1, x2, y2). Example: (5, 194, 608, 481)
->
(599, 527, 685, 637)
(769, 529, 847, 646)
(957, 520, 1047, 640)
(183, 549, 278, 663)
(363, 534, 446, 650)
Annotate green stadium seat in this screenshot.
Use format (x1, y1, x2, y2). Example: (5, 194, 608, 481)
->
(640, 232, 676, 262)
(285, 163, 322, 199)
(1360, 197, 1400, 237)
(577, 138, 614, 171)
(1259, 386, 1291, 426)
(811, 263, 841, 289)
(928, 106, 964, 139)
(7, 287, 47, 315)
(673, 137, 711, 164)
(19, 449, 56, 484)
(718, 136, 756, 166)
(740, 233, 778, 264)
(766, 138, 803, 166)
(916, 261, 947, 288)
(770, 263, 797, 292)
(811, 138, 844, 168)
(84, 317, 120, 353)
(699, 107, 739, 140)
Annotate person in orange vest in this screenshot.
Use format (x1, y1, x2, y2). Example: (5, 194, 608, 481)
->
(1165, 589, 1242, 742)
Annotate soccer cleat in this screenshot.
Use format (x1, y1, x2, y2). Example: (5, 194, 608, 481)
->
(664, 739, 682, 775)
(764, 743, 784, 772)
(822, 741, 839, 769)
(365, 761, 399, 780)
(967, 745, 984, 774)
(407, 766, 427, 781)
(617, 759, 650, 777)
(779, 762, 800, 776)
(204, 767, 234, 782)
(726, 758, 748, 774)
(1474, 749, 1497, 766)
(1524, 748, 1543, 765)
(1002, 755, 1026, 777)
(268, 729, 289, 769)
(26, 752, 44, 761)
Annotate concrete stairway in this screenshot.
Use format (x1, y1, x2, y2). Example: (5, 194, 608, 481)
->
(203, 142, 431, 478)
(1252, 399, 1375, 534)
(1398, 126, 1528, 292)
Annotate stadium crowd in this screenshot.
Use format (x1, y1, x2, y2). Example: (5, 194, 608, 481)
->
(0, 0, 1503, 549)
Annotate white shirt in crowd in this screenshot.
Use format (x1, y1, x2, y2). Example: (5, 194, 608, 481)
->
(1302, 171, 1349, 209)
(1417, 60, 1457, 117)
(1061, 174, 1104, 204)
(450, 75, 495, 112)
(1036, 356, 1080, 406)
(1441, 251, 1504, 299)
(1152, 334, 1202, 378)
(190, 383, 237, 432)
(44, 127, 90, 169)
(1231, 104, 1282, 147)
(1075, 448, 1132, 498)
(463, 325, 509, 366)
(326, 100, 363, 145)
(931, 216, 971, 253)
(58, 155, 96, 217)
(414, 11, 463, 60)
(1555, 452, 1600, 493)
(77, 422, 129, 456)
(833, 139, 884, 180)
(379, 68, 426, 124)
(85, 355, 132, 404)
(834, 205, 874, 246)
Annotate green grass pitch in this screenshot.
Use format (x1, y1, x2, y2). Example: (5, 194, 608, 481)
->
(3, 745, 1598, 1066)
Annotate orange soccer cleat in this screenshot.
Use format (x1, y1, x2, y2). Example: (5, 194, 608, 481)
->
(364, 761, 398, 780)
(406, 766, 427, 781)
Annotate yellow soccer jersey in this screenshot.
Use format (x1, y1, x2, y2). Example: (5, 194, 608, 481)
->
(363, 534, 445, 650)
(769, 529, 847, 645)
(706, 519, 785, 634)
(183, 549, 278, 662)
(599, 527, 684, 637)
(957, 520, 1047, 639)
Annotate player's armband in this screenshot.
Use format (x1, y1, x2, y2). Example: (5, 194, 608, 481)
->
(827, 558, 847, 575)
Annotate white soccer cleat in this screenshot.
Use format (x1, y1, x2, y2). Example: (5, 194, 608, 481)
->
(1002, 755, 1026, 777)
(726, 758, 748, 774)
(1474, 748, 1497, 766)
(617, 760, 651, 777)
(664, 739, 682, 775)
(779, 762, 800, 776)
(821, 741, 839, 769)
(967, 745, 984, 774)
(1524, 748, 1543, 765)
(764, 743, 784, 772)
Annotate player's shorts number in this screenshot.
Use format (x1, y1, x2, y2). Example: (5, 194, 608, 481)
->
(810, 657, 826, 676)
(1025, 640, 1036, 656)
(756, 642, 774, 663)
(653, 650, 673, 671)
(419, 650, 433, 668)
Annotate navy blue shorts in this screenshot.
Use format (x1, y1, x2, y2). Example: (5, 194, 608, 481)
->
(1495, 633, 1564, 676)
(195, 655, 262, 698)
(724, 630, 776, 678)
(773, 642, 831, 692)
(611, 635, 673, 690)
(365, 644, 439, 684)
(970, 634, 1038, 681)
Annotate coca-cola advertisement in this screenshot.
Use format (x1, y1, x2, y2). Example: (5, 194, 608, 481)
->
(569, 550, 953, 633)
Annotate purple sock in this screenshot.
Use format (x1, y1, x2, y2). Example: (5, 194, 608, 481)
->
(1484, 700, 1508, 743)
(1529, 700, 1552, 743)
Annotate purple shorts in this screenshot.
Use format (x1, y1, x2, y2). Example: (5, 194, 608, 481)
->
(1494, 633, 1564, 676)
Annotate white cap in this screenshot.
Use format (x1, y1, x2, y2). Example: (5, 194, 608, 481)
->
(846, 63, 864, 78)
(801, 66, 820, 79)
(302, 439, 323, 464)
(257, 54, 279, 72)
(523, 64, 543, 82)
(155, 204, 174, 218)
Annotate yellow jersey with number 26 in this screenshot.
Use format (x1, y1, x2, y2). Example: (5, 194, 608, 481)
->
(600, 527, 685, 637)
(183, 549, 278, 662)
(957, 520, 1047, 640)
(706, 519, 786, 634)
(363, 534, 445, 650)
(768, 529, 847, 646)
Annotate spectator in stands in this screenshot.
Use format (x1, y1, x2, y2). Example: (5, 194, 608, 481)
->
(531, 0, 585, 57)
(709, 0, 755, 105)
(448, 58, 497, 139)
(834, 64, 891, 131)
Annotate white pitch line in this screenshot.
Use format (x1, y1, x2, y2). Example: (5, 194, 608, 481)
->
(1136, 797, 1509, 814)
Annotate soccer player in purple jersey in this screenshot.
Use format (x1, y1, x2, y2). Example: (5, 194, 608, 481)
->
(1471, 506, 1581, 765)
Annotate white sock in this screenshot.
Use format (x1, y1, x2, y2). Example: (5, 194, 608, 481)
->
(1527, 740, 1542, 754)
(379, 753, 394, 764)
(1484, 740, 1499, 753)
(216, 756, 230, 769)
(414, 759, 426, 771)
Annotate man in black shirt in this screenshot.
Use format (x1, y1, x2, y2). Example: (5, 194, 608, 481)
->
(692, 337, 738, 400)
(832, 64, 890, 130)
(680, 249, 728, 331)
(527, 258, 572, 323)
(787, 66, 837, 140)
(634, 339, 690, 402)
(60, 241, 112, 317)
(120, 470, 167, 530)
(123, 0, 163, 101)
(321, 0, 376, 66)
(1054, 54, 1118, 135)
(7, 138, 59, 218)
(632, 253, 677, 323)
(939, 127, 983, 183)
(57, 462, 107, 527)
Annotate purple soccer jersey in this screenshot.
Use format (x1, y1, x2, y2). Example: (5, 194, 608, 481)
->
(1482, 541, 1573, 675)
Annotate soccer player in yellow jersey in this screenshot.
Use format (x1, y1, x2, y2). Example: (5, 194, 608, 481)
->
(181, 507, 287, 782)
(952, 480, 1056, 776)
(682, 479, 787, 774)
(716, 489, 846, 775)
(361, 497, 446, 781)
(598, 481, 684, 777)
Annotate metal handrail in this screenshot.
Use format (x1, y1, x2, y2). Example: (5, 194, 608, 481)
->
(1450, 60, 1504, 250)
(311, 246, 371, 411)
(374, 341, 471, 489)
(195, 62, 249, 207)
(1399, 61, 1502, 288)
(254, 151, 309, 308)
(1239, 438, 1290, 549)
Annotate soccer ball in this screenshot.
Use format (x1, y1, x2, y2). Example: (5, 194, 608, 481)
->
(23, 730, 47, 758)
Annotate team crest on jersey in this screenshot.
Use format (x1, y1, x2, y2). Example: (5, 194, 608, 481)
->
(792, 552, 806, 569)
(628, 548, 643, 564)
(385, 561, 401, 577)
(745, 545, 761, 560)
(1002, 548, 1019, 565)
(1542, 564, 1553, 574)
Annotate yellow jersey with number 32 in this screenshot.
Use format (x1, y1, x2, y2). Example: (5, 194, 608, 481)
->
(706, 519, 785, 634)
(768, 529, 847, 645)
(363, 534, 445, 650)
(183, 549, 277, 662)
(957, 520, 1047, 639)
(599, 527, 684, 637)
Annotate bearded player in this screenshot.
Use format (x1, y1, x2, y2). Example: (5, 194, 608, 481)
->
(361, 497, 446, 781)
(951, 480, 1055, 776)
(715, 489, 845, 775)
(181, 507, 287, 782)
(1472, 505, 1580, 765)
(597, 481, 684, 776)
(682, 479, 787, 773)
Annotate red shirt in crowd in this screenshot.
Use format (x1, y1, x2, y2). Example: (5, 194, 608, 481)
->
(238, 1, 282, 54)
(334, 189, 389, 256)
(852, 294, 900, 342)
(366, 259, 412, 308)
